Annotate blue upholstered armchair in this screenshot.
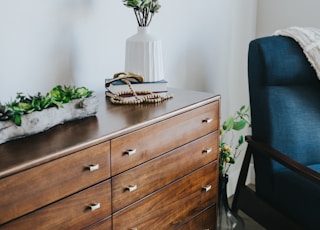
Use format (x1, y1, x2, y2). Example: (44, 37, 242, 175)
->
(231, 35, 320, 229)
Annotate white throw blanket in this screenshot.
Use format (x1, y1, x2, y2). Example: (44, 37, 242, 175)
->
(274, 27, 320, 80)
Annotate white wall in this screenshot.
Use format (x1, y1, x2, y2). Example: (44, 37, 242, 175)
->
(256, 0, 320, 37)
(0, 0, 257, 195)
(0, 0, 256, 112)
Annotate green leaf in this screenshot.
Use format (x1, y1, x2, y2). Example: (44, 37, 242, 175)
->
(238, 135, 244, 145)
(40, 97, 51, 109)
(229, 157, 235, 164)
(26, 109, 35, 114)
(150, 3, 161, 13)
(51, 100, 63, 108)
(123, 0, 140, 8)
(50, 89, 61, 100)
(222, 151, 229, 158)
(222, 117, 234, 131)
(18, 102, 32, 111)
(12, 106, 25, 114)
(12, 113, 22, 126)
(141, 0, 151, 8)
(239, 105, 247, 113)
(233, 119, 247, 130)
(75, 87, 90, 98)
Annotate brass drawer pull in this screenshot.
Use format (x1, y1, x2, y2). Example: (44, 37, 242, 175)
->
(130, 228, 138, 230)
(89, 203, 101, 211)
(87, 164, 100, 172)
(202, 185, 212, 192)
(126, 184, 138, 192)
(202, 148, 212, 154)
(202, 118, 213, 123)
(124, 149, 137, 156)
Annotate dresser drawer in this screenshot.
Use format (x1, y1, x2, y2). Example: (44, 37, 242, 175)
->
(112, 132, 218, 212)
(111, 101, 219, 175)
(1, 180, 111, 230)
(112, 162, 218, 230)
(0, 142, 111, 225)
(177, 205, 217, 230)
(84, 217, 112, 230)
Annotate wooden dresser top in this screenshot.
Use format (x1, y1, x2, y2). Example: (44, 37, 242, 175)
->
(0, 88, 220, 178)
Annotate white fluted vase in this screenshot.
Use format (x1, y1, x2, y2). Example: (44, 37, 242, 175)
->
(125, 27, 164, 82)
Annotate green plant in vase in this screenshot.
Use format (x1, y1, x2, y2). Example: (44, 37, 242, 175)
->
(123, 0, 161, 26)
(218, 105, 250, 230)
(219, 105, 251, 176)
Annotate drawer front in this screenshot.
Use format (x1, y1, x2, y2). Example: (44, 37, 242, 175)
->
(112, 162, 218, 230)
(1, 180, 111, 230)
(177, 205, 217, 230)
(112, 132, 218, 212)
(111, 101, 219, 175)
(84, 217, 112, 230)
(0, 142, 110, 225)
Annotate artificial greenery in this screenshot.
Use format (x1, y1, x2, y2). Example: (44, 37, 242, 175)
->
(219, 105, 251, 176)
(123, 0, 161, 27)
(0, 85, 93, 126)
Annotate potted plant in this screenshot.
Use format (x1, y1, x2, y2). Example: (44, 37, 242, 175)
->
(219, 105, 251, 177)
(0, 85, 98, 144)
(218, 105, 250, 230)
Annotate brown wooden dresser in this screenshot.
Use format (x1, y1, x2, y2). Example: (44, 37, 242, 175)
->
(0, 88, 220, 230)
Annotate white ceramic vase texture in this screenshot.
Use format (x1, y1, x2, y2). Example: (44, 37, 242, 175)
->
(125, 27, 164, 82)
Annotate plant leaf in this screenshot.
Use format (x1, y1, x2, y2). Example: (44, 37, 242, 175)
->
(233, 119, 247, 130)
(12, 114, 22, 126)
(229, 157, 235, 164)
(238, 135, 244, 145)
(222, 117, 234, 131)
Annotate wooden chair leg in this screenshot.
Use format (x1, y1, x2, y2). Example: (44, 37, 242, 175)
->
(231, 144, 303, 230)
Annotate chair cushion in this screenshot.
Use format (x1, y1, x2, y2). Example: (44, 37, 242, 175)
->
(266, 85, 320, 169)
(272, 164, 320, 229)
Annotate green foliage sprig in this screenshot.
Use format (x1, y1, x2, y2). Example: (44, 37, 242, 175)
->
(123, 0, 161, 27)
(220, 105, 251, 176)
(0, 85, 93, 126)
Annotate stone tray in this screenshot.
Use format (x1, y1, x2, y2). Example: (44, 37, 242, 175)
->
(0, 95, 99, 144)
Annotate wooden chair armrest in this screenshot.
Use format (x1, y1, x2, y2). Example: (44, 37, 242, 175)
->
(246, 135, 320, 183)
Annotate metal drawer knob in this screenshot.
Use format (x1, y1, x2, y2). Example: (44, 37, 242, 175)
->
(202, 118, 213, 123)
(130, 228, 138, 230)
(202, 148, 212, 154)
(126, 184, 138, 192)
(124, 149, 137, 156)
(89, 203, 101, 211)
(87, 164, 100, 172)
(202, 185, 212, 192)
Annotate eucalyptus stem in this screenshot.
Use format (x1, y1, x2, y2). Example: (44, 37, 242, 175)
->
(147, 14, 153, 26)
(134, 9, 141, 26)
